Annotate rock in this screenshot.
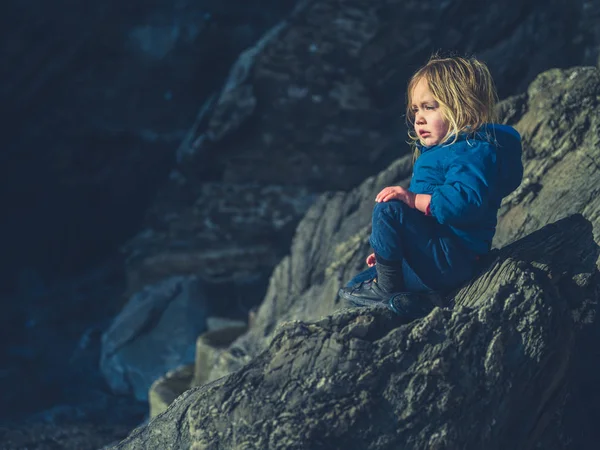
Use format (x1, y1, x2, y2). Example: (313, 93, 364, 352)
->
(148, 364, 194, 419)
(192, 325, 249, 388)
(491, 66, 600, 450)
(0, 422, 134, 450)
(121, 0, 600, 317)
(0, 258, 132, 424)
(180, 0, 598, 188)
(109, 65, 600, 449)
(207, 65, 600, 382)
(202, 156, 415, 380)
(110, 214, 596, 450)
(148, 323, 248, 419)
(206, 316, 247, 332)
(121, 182, 317, 295)
(100, 276, 207, 401)
(494, 66, 600, 250)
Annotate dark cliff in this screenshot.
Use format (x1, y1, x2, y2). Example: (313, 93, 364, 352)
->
(110, 67, 600, 449)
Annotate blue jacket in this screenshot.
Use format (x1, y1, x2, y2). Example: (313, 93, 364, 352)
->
(409, 124, 523, 255)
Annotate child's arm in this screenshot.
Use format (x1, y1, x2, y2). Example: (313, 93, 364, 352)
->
(375, 187, 431, 215)
(375, 186, 416, 207)
(415, 194, 432, 215)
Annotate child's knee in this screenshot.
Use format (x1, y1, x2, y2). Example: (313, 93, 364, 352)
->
(372, 200, 409, 221)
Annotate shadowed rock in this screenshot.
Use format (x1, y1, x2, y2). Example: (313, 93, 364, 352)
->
(111, 65, 600, 449)
(111, 214, 597, 450)
(100, 276, 207, 401)
(202, 66, 600, 382)
(148, 364, 195, 419)
(148, 321, 248, 419)
(121, 0, 600, 303)
(492, 66, 600, 450)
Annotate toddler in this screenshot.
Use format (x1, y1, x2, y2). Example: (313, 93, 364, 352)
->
(338, 55, 523, 319)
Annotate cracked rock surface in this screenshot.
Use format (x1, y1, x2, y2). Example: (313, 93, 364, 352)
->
(112, 214, 595, 450)
(120, 0, 600, 306)
(111, 67, 600, 449)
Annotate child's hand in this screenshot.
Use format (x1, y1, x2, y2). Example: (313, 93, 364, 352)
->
(375, 186, 416, 208)
(366, 253, 376, 267)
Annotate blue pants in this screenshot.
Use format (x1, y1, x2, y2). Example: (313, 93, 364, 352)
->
(347, 200, 480, 292)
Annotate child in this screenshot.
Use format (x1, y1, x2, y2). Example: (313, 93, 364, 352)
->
(338, 54, 523, 318)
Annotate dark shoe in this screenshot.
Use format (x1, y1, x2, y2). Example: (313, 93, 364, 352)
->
(387, 291, 446, 321)
(338, 280, 392, 307)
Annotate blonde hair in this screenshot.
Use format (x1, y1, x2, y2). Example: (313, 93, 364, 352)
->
(406, 54, 499, 160)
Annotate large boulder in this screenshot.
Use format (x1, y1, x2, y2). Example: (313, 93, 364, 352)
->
(208, 65, 600, 381)
(100, 276, 207, 401)
(110, 65, 600, 449)
(110, 214, 597, 449)
(121, 0, 600, 303)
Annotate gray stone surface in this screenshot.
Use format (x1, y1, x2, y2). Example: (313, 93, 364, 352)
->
(121, 0, 600, 308)
(149, 364, 195, 419)
(109, 67, 600, 449)
(493, 66, 600, 450)
(100, 276, 207, 401)
(0, 423, 134, 450)
(111, 215, 596, 449)
(178, 0, 598, 189)
(494, 67, 600, 250)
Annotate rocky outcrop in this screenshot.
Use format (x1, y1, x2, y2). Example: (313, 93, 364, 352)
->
(191, 324, 248, 388)
(112, 214, 597, 450)
(148, 322, 247, 419)
(2, 2, 299, 426)
(100, 276, 208, 401)
(6, 0, 600, 446)
(494, 66, 600, 249)
(121, 182, 317, 298)
(493, 66, 600, 449)
(209, 66, 600, 382)
(179, 0, 597, 188)
(110, 66, 600, 449)
(148, 364, 195, 419)
(121, 0, 600, 307)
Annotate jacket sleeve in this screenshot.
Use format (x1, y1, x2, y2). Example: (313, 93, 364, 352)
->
(430, 142, 497, 226)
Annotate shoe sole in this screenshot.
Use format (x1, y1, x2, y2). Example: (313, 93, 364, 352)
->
(339, 290, 389, 308)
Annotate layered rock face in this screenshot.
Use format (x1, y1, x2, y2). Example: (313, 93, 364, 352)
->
(120, 0, 600, 308)
(100, 276, 208, 401)
(109, 64, 600, 449)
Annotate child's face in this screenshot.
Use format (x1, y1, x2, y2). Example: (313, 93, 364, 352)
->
(411, 78, 449, 147)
